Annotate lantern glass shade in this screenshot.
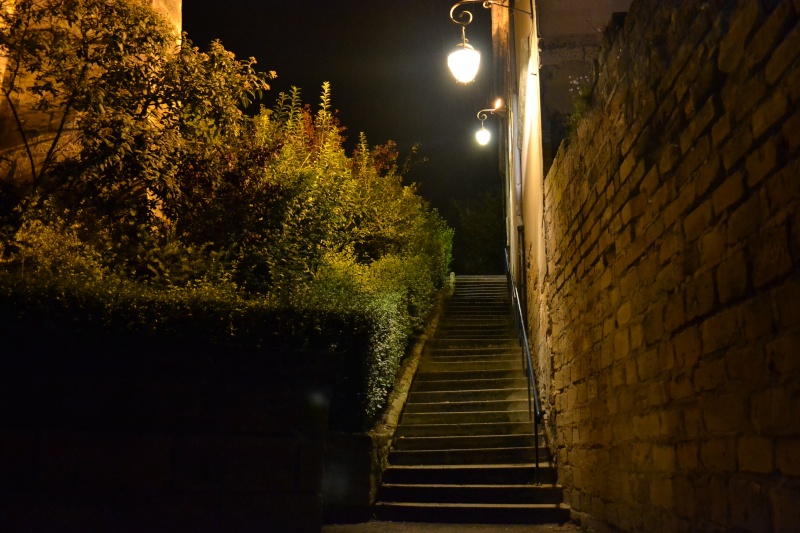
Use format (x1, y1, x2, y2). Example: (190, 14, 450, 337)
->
(448, 42, 480, 83)
(476, 127, 490, 145)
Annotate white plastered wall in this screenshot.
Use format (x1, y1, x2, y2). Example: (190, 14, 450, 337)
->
(512, 2, 545, 289)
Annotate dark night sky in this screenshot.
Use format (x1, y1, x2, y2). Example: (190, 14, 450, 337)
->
(182, 0, 501, 215)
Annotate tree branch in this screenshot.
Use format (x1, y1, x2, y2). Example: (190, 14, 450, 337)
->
(39, 63, 88, 183)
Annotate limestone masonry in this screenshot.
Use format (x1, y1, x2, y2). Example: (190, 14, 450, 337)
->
(531, 0, 800, 531)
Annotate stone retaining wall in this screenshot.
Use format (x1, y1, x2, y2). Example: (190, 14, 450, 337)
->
(531, 0, 800, 531)
(0, 348, 327, 533)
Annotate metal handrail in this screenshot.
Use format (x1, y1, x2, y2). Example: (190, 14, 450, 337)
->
(505, 247, 543, 484)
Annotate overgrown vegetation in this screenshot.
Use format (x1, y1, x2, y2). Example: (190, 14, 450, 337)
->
(565, 73, 595, 139)
(0, 0, 452, 428)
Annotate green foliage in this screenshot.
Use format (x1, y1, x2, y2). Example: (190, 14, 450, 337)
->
(565, 73, 595, 140)
(13, 214, 106, 282)
(0, 0, 453, 428)
(0, 0, 175, 182)
(1, 0, 274, 271)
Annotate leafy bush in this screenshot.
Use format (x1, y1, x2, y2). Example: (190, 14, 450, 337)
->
(565, 73, 595, 139)
(0, 0, 453, 428)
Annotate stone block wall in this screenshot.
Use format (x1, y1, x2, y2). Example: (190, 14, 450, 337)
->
(0, 347, 327, 532)
(531, 0, 800, 531)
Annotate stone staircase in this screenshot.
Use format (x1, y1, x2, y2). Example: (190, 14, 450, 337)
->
(373, 275, 569, 524)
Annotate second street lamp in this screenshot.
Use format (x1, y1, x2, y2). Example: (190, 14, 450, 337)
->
(475, 98, 504, 145)
(476, 124, 491, 145)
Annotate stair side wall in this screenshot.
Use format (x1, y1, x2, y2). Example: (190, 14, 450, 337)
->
(530, 0, 800, 531)
(0, 346, 326, 533)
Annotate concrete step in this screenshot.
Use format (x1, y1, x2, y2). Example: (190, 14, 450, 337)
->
(430, 325, 515, 332)
(418, 360, 523, 373)
(449, 288, 506, 294)
(449, 292, 508, 298)
(424, 338, 520, 350)
(400, 409, 534, 425)
(437, 322, 513, 331)
(439, 316, 510, 324)
(452, 285, 506, 293)
(425, 337, 522, 357)
(392, 433, 538, 451)
(420, 353, 522, 366)
(394, 421, 536, 437)
(407, 387, 529, 403)
(403, 398, 531, 414)
(379, 482, 564, 504)
(436, 322, 514, 329)
(445, 308, 511, 317)
(388, 445, 549, 465)
(424, 353, 520, 363)
(432, 319, 514, 327)
(446, 299, 509, 306)
(413, 369, 526, 382)
(447, 299, 509, 306)
(418, 356, 521, 369)
(381, 463, 558, 485)
(411, 376, 528, 392)
(448, 298, 508, 305)
(433, 331, 517, 340)
(373, 501, 571, 524)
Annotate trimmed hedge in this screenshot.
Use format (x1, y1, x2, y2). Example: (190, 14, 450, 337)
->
(0, 272, 426, 430)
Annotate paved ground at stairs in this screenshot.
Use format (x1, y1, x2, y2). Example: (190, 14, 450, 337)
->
(323, 522, 581, 532)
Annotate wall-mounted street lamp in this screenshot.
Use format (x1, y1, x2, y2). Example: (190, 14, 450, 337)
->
(475, 98, 504, 145)
(448, 1, 533, 84)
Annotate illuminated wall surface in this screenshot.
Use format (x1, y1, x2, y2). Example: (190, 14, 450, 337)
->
(526, 0, 800, 531)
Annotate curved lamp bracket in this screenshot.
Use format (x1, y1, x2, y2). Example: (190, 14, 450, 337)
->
(448, 2, 531, 84)
(475, 98, 505, 145)
(477, 98, 505, 122)
(449, 1, 483, 27)
(450, 0, 532, 27)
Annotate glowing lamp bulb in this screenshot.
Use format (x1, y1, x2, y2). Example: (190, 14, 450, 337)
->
(476, 126, 490, 145)
(448, 42, 481, 83)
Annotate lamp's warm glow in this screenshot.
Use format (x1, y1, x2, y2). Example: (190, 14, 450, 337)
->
(476, 127, 490, 145)
(493, 98, 503, 110)
(448, 42, 481, 83)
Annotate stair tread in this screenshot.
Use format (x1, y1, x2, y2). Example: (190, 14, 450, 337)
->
(409, 388, 528, 396)
(412, 378, 527, 385)
(385, 462, 555, 469)
(410, 387, 528, 394)
(392, 437, 543, 453)
(396, 433, 536, 439)
(382, 482, 561, 489)
(428, 355, 518, 357)
(406, 398, 528, 405)
(402, 409, 532, 415)
(375, 501, 568, 509)
(421, 359, 521, 364)
(395, 422, 537, 435)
